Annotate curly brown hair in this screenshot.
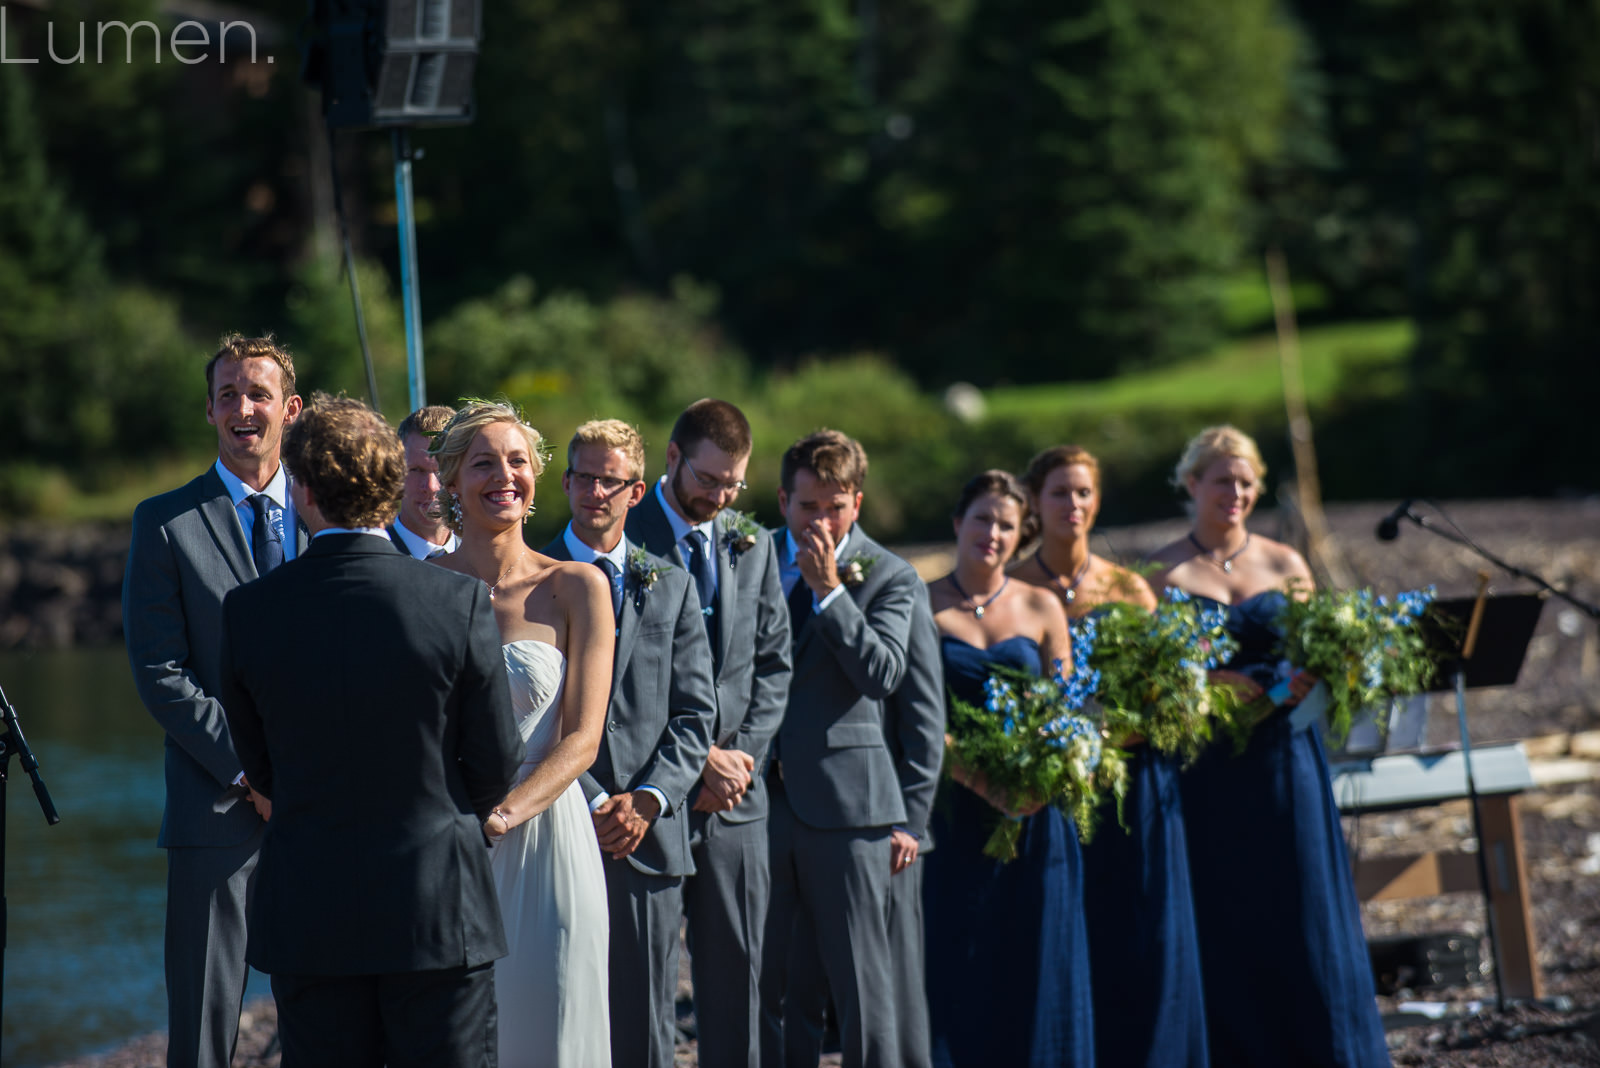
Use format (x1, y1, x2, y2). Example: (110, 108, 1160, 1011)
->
(281, 393, 404, 529)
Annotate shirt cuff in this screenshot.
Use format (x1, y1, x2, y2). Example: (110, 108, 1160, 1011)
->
(815, 584, 848, 614)
(638, 785, 669, 818)
(587, 791, 610, 813)
(893, 825, 919, 839)
(232, 772, 247, 787)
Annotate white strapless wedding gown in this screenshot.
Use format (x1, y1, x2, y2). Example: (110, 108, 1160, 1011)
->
(492, 640, 611, 1068)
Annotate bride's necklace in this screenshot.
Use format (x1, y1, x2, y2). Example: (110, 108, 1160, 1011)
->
(1035, 547, 1092, 603)
(470, 550, 527, 600)
(1187, 531, 1250, 574)
(949, 572, 1008, 619)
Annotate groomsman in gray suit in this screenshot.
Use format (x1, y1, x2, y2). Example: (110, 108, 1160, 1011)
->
(544, 419, 718, 1068)
(783, 592, 944, 1068)
(759, 429, 929, 1068)
(122, 334, 305, 1068)
(387, 404, 459, 559)
(626, 399, 792, 1068)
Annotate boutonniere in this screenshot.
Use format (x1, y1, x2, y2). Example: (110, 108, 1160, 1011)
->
(627, 547, 672, 608)
(840, 551, 878, 589)
(720, 509, 762, 565)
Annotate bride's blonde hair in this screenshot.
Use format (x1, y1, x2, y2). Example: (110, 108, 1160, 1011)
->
(431, 399, 546, 533)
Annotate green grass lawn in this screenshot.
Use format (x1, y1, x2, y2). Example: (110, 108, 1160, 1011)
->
(983, 318, 1414, 420)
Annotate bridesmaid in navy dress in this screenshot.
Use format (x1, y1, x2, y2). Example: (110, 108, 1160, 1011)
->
(1011, 444, 1210, 1068)
(922, 470, 1091, 1068)
(1147, 425, 1390, 1068)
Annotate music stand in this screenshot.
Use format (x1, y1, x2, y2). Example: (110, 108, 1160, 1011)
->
(1422, 591, 1543, 1010)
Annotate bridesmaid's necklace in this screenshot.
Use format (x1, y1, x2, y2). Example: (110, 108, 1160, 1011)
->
(949, 572, 1008, 619)
(470, 549, 527, 600)
(1036, 547, 1092, 603)
(1187, 531, 1250, 574)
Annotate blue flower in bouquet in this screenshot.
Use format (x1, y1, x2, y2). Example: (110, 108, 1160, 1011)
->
(984, 677, 1019, 734)
(1046, 714, 1104, 781)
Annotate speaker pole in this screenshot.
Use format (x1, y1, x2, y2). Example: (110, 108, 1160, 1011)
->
(392, 126, 426, 409)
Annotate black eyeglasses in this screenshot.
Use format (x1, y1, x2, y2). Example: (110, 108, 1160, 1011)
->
(682, 455, 747, 495)
(567, 469, 639, 495)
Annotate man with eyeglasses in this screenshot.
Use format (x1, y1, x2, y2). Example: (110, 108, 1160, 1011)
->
(543, 418, 717, 1068)
(626, 398, 792, 1068)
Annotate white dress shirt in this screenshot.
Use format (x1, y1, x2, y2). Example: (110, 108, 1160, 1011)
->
(653, 478, 718, 601)
(392, 519, 459, 560)
(214, 459, 298, 562)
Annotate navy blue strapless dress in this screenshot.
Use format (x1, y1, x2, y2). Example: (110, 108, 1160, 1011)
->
(1078, 611, 1208, 1068)
(923, 636, 1094, 1068)
(1180, 592, 1390, 1068)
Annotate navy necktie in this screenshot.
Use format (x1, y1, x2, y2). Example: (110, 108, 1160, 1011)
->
(686, 530, 720, 652)
(595, 557, 623, 618)
(787, 573, 813, 642)
(249, 494, 284, 576)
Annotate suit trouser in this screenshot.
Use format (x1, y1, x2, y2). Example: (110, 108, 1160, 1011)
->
(270, 962, 498, 1068)
(602, 855, 684, 1068)
(685, 810, 771, 1068)
(759, 780, 898, 1068)
(164, 824, 262, 1068)
(782, 853, 932, 1068)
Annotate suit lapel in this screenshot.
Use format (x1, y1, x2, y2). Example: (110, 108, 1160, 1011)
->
(611, 537, 643, 704)
(196, 470, 255, 585)
(713, 523, 735, 669)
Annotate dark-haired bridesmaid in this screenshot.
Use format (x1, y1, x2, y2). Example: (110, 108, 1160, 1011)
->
(1011, 445, 1208, 1068)
(923, 469, 1091, 1068)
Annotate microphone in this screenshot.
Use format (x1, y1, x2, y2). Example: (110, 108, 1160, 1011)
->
(1375, 499, 1415, 542)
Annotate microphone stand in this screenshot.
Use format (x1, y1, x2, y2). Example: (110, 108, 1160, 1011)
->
(1391, 504, 1599, 1010)
(0, 683, 61, 1064)
(1392, 504, 1600, 621)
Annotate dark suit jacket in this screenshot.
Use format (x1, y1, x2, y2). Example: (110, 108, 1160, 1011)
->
(218, 533, 522, 976)
(543, 532, 718, 877)
(779, 527, 919, 831)
(625, 492, 792, 824)
(882, 592, 946, 849)
(123, 465, 309, 849)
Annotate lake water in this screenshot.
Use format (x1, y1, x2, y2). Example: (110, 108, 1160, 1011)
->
(0, 648, 269, 1067)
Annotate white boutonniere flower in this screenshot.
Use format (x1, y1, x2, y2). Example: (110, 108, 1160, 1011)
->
(840, 551, 878, 589)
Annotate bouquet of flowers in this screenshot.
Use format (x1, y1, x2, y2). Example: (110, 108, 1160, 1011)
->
(1081, 591, 1250, 763)
(947, 655, 1129, 860)
(1274, 584, 1438, 743)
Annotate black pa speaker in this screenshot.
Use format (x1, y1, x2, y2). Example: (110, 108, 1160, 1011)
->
(302, 0, 480, 130)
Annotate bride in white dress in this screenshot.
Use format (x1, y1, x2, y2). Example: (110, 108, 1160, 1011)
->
(430, 401, 614, 1067)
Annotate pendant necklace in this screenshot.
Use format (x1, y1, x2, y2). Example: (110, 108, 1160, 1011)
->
(949, 573, 1008, 619)
(1187, 531, 1250, 574)
(1036, 549, 1092, 603)
(472, 550, 527, 600)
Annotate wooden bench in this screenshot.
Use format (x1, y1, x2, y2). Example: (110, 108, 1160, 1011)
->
(1330, 744, 1543, 1000)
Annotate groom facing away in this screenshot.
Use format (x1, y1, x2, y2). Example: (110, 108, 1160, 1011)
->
(218, 394, 523, 1068)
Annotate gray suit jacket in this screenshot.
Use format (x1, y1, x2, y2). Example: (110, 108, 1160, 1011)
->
(123, 465, 309, 849)
(543, 532, 718, 877)
(882, 593, 946, 849)
(626, 493, 792, 824)
(778, 527, 918, 831)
